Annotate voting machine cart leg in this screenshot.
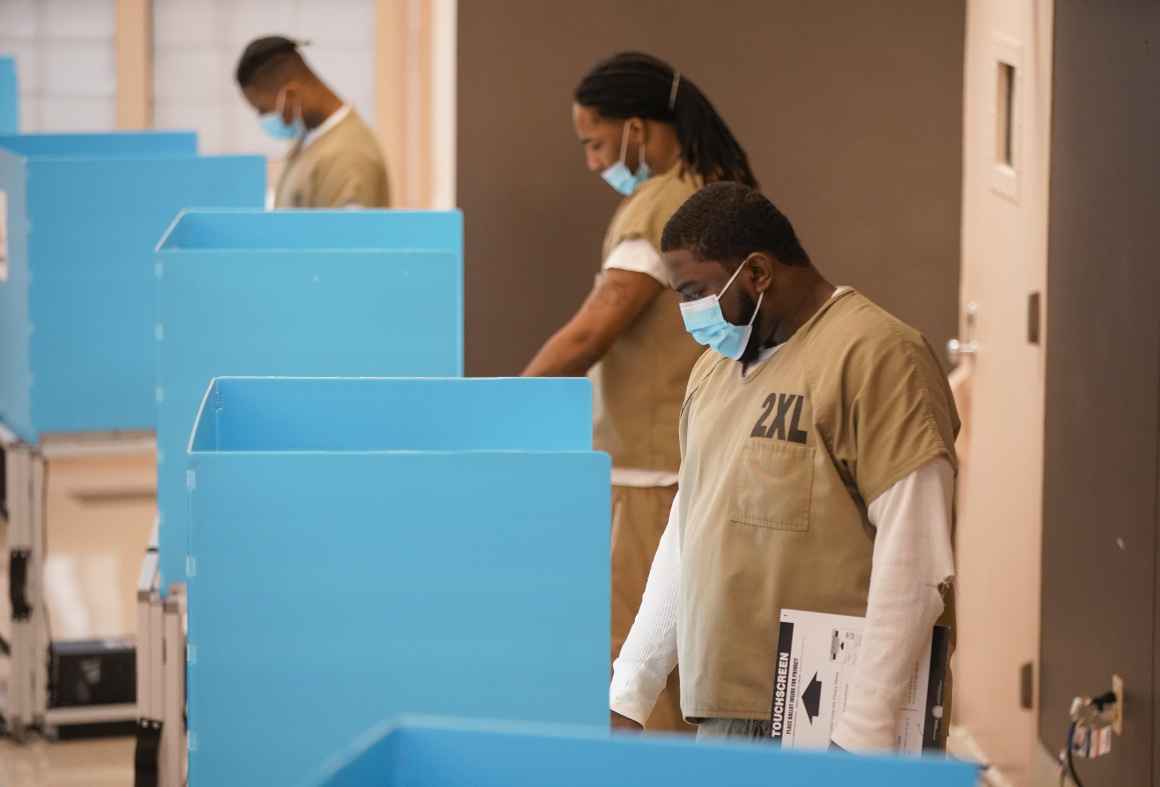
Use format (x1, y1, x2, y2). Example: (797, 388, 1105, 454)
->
(160, 588, 186, 787)
(2, 425, 47, 742)
(134, 528, 187, 787)
(136, 525, 163, 785)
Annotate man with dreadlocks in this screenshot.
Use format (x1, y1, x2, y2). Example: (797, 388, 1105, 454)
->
(522, 52, 758, 734)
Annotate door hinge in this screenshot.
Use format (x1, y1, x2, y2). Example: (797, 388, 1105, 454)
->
(1027, 291, 1041, 344)
(1020, 661, 1034, 709)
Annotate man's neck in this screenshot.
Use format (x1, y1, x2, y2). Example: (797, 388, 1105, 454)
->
(770, 274, 837, 346)
(303, 90, 345, 131)
(646, 125, 683, 176)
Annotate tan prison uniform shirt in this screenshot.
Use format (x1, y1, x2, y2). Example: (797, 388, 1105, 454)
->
(275, 109, 390, 208)
(676, 288, 959, 719)
(591, 166, 704, 473)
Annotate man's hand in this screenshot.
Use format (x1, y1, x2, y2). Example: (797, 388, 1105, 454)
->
(611, 710, 644, 732)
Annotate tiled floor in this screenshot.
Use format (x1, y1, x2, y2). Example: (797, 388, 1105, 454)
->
(0, 736, 134, 787)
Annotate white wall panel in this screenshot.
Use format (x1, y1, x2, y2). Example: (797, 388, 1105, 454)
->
(0, 0, 117, 132)
(152, 0, 376, 156)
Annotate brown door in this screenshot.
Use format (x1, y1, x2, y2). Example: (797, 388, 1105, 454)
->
(1039, 3, 1160, 786)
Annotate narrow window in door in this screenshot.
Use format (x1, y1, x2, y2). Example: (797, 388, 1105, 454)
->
(997, 62, 1016, 168)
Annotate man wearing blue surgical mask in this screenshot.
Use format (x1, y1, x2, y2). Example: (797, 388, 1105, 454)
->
(522, 52, 757, 734)
(612, 182, 960, 753)
(236, 36, 389, 208)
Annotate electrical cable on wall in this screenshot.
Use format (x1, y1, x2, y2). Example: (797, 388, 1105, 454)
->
(1060, 690, 1118, 787)
(1061, 721, 1083, 787)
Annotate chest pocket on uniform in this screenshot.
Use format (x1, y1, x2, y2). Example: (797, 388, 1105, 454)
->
(729, 439, 815, 532)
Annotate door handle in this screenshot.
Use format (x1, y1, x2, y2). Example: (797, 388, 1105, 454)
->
(947, 302, 979, 366)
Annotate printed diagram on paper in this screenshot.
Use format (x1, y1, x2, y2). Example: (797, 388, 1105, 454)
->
(769, 609, 949, 753)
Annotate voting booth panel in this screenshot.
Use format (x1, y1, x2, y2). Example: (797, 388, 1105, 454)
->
(0, 131, 197, 158)
(0, 56, 17, 133)
(154, 210, 464, 588)
(315, 718, 982, 787)
(0, 132, 265, 442)
(184, 377, 609, 787)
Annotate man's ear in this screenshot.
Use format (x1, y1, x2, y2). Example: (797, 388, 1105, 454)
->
(743, 252, 777, 294)
(627, 116, 647, 144)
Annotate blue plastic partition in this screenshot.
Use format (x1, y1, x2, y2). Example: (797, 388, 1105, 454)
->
(314, 718, 980, 787)
(315, 719, 979, 787)
(0, 57, 18, 133)
(0, 132, 264, 442)
(186, 377, 609, 787)
(155, 210, 463, 587)
(0, 131, 197, 157)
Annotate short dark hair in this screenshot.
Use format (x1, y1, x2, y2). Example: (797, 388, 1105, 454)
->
(661, 182, 810, 268)
(236, 36, 304, 88)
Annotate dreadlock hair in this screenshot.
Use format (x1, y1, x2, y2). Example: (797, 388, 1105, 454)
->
(574, 51, 758, 189)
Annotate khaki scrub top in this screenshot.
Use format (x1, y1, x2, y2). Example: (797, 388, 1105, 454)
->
(676, 288, 959, 720)
(275, 109, 390, 209)
(591, 165, 705, 473)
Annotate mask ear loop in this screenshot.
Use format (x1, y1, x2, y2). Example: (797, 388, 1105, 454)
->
(619, 121, 648, 176)
(293, 92, 305, 136)
(722, 260, 765, 328)
(276, 86, 305, 138)
(747, 291, 765, 327)
(274, 86, 287, 119)
(718, 260, 749, 298)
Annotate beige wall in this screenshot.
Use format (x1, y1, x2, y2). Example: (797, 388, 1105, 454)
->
(457, 1, 965, 376)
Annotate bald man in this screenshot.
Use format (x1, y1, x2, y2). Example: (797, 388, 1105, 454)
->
(236, 36, 390, 209)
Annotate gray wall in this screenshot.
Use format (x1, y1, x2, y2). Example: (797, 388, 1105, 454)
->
(458, 1, 965, 376)
(1040, 3, 1160, 785)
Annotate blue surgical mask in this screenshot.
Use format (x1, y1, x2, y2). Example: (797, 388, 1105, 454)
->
(601, 123, 651, 196)
(679, 263, 764, 360)
(259, 87, 305, 141)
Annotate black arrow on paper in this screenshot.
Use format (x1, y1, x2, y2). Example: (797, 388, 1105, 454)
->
(801, 673, 823, 725)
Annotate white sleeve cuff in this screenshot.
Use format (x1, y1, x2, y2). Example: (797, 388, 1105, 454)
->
(609, 661, 667, 725)
(603, 238, 667, 286)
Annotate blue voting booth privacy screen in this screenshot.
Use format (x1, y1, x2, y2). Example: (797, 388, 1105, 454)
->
(0, 132, 265, 442)
(185, 377, 609, 787)
(154, 209, 464, 587)
(0, 57, 17, 132)
(315, 717, 980, 787)
(0, 130, 198, 157)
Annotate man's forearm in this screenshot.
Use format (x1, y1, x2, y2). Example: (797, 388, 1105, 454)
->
(831, 459, 955, 752)
(521, 324, 605, 377)
(609, 491, 682, 725)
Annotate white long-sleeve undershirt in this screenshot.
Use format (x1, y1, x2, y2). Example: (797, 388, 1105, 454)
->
(609, 457, 955, 753)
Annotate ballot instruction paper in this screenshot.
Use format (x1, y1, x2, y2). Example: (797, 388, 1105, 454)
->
(768, 609, 950, 753)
